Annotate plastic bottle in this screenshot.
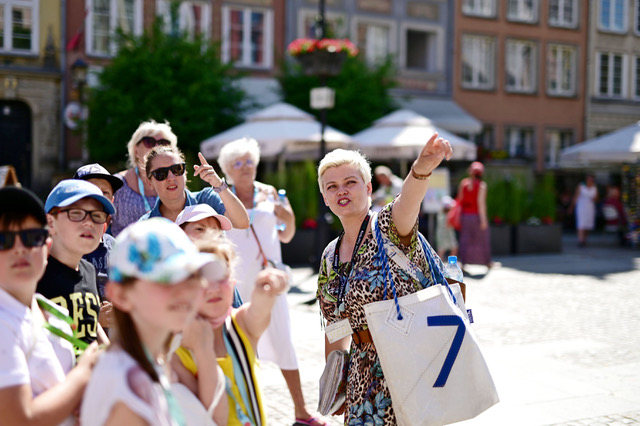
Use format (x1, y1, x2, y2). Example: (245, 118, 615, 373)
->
(444, 255, 463, 283)
(276, 189, 287, 231)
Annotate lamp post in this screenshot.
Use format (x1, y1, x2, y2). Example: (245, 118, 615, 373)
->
(71, 58, 88, 161)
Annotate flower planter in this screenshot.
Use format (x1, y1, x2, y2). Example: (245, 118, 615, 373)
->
(296, 51, 348, 77)
(514, 223, 562, 254)
(490, 224, 513, 256)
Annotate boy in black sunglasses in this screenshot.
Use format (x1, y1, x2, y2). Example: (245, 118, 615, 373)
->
(36, 179, 115, 346)
(0, 186, 100, 425)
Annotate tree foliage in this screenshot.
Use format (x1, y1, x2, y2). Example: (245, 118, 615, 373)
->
(86, 19, 248, 168)
(277, 56, 398, 135)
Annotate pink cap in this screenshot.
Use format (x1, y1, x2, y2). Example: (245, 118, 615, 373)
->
(175, 204, 232, 231)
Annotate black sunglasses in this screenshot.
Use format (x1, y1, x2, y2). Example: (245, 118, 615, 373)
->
(57, 208, 109, 224)
(0, 229, 49, 251)
(148, 163, 186, 181)
(138, 136, 171, 149)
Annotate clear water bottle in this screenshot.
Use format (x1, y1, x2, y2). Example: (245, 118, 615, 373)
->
(276, 189, 287, 231)
(444, 255, 463, 283)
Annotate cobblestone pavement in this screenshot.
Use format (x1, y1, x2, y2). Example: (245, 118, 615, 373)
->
(258, 234, 640, 426)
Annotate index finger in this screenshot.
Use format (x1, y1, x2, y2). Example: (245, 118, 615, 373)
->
(198, 152, 209, 166)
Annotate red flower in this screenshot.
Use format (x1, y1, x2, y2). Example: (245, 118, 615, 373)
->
(302, 218, 318, 229)
(287, 38, 359, 57)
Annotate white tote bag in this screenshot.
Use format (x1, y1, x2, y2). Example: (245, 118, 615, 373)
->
(363, 215, 498, 426)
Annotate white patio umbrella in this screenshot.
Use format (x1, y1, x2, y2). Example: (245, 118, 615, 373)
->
(199, 102, 353, 160)
(559, 121, 640, 166)
(352, 109, 477, 161)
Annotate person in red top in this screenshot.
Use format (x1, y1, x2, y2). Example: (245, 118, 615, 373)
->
(456, 161, 492, 268)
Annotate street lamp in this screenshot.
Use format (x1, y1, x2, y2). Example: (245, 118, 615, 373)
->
(71, 58, 89, 161)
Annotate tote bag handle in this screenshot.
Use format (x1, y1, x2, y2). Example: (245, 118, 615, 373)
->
(371, 212, 457, 321)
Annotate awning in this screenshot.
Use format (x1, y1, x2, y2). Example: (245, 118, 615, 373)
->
(395, 97, 482, 135)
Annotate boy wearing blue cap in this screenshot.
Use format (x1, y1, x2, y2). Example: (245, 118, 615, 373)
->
(37, 179, 116, 345)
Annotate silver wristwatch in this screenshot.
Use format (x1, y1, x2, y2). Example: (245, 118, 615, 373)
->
(213, 177, 229, 193)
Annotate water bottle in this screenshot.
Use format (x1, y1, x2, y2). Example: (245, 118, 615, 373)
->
(444, 256, 463, 283)
(276, 189, 287, 231)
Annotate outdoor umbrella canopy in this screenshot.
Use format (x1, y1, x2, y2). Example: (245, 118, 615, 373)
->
(199, 102, 353, 160)
(559, 121, 640, 166)
(352, 109, 477, 161)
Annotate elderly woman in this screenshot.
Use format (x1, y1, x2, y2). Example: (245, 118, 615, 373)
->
(111, 120, 179, 236)
(139, 146, 249, 230)
(218, 138, 324, 426)
(317, 134, 452, 425)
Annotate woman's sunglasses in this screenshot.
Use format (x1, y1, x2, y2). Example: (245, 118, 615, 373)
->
(138, 136, 171, 149)
(148, 163, 186, 181)
(0, 229, 49, 251)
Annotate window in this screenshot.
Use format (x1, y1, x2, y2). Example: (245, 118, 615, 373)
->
(635, 0, 640, 33)
(461, 34, 495, 90)
(402, 25, 443, 73)
(596, 52, 628, 97)
(598, 0, 627, 32)
(546, 129, 573, 166)
(86, 0, 142, 57)
(633, 55, 640, 98)
(547, 44, 577, 96)
(222, 6, 273, 68)
(353, 19, 395, 66)
(299, 9, 346, 39)
(507, 0, 539, 23)
(505, 39, 537, 93)
(475, 125, 495, 151)
(462, 0, 496, 17)
(156, 0, 211, 41)
(549, 0, 578, 28)
(505, 126, 535, 158)
(0, 0, 38, 54)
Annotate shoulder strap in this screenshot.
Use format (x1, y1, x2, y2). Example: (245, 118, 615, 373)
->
(249, 225, 269, 268)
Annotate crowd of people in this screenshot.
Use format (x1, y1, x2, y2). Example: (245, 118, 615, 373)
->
(1, 118, 507, 425)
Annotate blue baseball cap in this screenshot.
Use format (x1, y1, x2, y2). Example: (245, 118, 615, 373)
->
(45, 179, 116, 215)
(110, 217, 225, 285)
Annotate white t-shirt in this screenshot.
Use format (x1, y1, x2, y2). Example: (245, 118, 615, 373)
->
(81, 348, 178, 426)
(0, 289, 75, 425)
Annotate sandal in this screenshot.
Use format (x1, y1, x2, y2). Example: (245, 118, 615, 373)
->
(293, 416, 328, 426)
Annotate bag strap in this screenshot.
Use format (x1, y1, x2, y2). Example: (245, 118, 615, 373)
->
(249, 225, 269, 268)
(371, 212, 456, 320)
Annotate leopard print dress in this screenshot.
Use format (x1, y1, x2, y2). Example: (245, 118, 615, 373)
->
(317, 201, 443, 425)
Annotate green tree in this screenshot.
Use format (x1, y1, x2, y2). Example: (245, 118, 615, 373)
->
(86, 19, 248, 169)
(277, 56, 398, 135)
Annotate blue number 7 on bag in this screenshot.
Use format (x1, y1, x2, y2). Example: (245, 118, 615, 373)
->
(426, 315, 466, 387)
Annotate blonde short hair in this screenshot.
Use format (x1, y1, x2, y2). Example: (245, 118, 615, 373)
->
(126, 120, 178, 169)
(317, 149, 372, 194)
(218, 137, 261, 183)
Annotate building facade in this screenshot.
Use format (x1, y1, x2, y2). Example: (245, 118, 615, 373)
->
(453, 0, 589, 171)
(0, 0, 63, 192)
(585, 0, 640, 139)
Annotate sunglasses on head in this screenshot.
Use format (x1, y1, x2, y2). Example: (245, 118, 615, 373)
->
(0, 229, 49, 251)
(148, 163, 186, 181)
(138, 136, 171, 149)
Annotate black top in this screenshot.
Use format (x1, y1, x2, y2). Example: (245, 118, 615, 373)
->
(37, 257, 101, 344)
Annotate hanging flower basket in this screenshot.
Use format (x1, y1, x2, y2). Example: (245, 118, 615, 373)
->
(287, 38, 358, 77)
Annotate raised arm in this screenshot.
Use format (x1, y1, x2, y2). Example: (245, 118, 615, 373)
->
(268, 185, 296, 243)
(393, 133, 452, 240)
(194, 152, 250, 229)
(236, 269, 289, 347)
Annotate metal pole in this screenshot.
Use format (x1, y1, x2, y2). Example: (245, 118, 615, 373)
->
(315, 0, 328, 271)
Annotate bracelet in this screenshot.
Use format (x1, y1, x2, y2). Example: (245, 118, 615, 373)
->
(410, 165, 432, 180)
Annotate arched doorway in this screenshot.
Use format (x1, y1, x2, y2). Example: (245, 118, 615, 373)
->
(0, 100, 32, 187)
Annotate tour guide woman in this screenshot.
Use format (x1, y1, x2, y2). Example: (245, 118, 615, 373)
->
(316, 134, 452, 424)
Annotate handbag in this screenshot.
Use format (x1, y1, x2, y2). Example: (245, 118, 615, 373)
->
(250, 225, 293, 286)
(363, 214, 498, 426)
(446, 201, 462, 231)
(317, 349, 349, 416)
